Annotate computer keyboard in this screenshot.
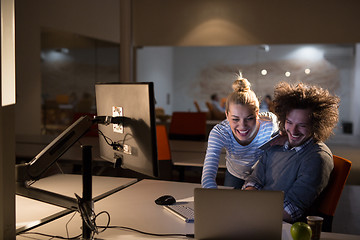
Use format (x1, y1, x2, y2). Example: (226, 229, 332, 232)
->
(163, 204, 194, 223)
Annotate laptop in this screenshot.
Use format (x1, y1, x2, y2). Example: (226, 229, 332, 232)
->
(194, 188, 284, 240)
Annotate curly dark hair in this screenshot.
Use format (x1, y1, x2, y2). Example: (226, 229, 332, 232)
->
(273, 82, 340, 142)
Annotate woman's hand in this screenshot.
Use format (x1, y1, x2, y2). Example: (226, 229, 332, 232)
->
(244, 186, 257, 190)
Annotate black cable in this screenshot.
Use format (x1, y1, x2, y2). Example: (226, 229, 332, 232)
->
(96, 225, 194, 238)
(98, 129, 123, 151)
(97, 129, 115, 146)
(75, 193, 98, 234)
(94, 210, 111, 233)
(20, 228, 193, 239)
(19, 231, 81, 240)
(121, 132, 133, 145)
(20, 224, 194, 239)
(20, 224, 193, 239)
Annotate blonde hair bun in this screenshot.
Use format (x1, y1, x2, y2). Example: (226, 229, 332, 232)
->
(225, 72, 259, 113)
(232, 77, 251, 93)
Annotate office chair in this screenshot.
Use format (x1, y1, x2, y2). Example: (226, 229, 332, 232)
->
(205, 101, 226, 121)
(194, 101, 201, 112)
(314, 155, 352, 232)
(169, 112, 207, 141)
(156, 124, 173, 180)
(194, 100, 211, 119)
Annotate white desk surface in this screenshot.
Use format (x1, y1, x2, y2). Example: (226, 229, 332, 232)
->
(25, 174, 137, 197)
(16, 174, 137, 233)
(16, 177, 360, 240)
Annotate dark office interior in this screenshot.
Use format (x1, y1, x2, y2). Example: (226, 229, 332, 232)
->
(1, 0, 360, 239)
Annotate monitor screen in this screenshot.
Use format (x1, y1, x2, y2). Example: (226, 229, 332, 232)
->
(95, 82, 159, 178)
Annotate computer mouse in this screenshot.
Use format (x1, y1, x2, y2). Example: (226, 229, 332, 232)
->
(155, 195, 176, 205)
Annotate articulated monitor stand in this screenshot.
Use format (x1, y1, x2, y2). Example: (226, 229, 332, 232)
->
(15, 116, 137, 239)
(15, 144, 94, 237)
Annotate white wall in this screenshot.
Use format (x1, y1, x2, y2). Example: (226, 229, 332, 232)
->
(172, 46, 257, 112)
(138, 44, 356, 135)
(137, 47, 173, 115)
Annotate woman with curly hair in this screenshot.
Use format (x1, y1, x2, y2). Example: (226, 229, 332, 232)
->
(244, 82, 340, 223)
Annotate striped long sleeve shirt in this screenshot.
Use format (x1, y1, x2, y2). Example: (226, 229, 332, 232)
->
(201, 112, 278, 188)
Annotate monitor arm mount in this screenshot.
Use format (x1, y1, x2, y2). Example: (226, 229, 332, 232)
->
(15, 115, 128, 235)
(16, 116, 94, 207)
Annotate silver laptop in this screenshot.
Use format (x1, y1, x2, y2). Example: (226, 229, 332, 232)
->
(194, 188, 284, 240)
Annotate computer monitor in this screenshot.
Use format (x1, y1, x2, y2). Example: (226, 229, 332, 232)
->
(95, 82, 159, 178)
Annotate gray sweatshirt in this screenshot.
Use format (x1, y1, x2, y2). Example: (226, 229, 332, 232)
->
(245, 139, 334, 220)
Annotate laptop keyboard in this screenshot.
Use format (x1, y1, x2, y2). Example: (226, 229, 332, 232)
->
(164, 204, 194, 223)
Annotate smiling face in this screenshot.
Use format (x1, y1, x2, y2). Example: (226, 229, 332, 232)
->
(285, 109, 313, 148)
(226, 103, 259, 145)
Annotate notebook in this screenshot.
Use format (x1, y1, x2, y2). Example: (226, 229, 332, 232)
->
(194, 188, 284, 240)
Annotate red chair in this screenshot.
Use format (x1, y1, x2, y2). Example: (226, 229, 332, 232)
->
(169, 112, 207, 141)
(314, 155, 352, 232)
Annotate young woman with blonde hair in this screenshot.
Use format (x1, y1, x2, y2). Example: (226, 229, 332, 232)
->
(201, 73, 278, 189)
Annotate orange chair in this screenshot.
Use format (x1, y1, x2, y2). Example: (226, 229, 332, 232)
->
(156, 124, 171, 161)
(55, 94, 70, 104)
(156, 124, 173, 180)
(169, 112, 207, 141)
(194, 101, 201, 112)
(220, 97, 227, 109)
(313, 155, 352, 232)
